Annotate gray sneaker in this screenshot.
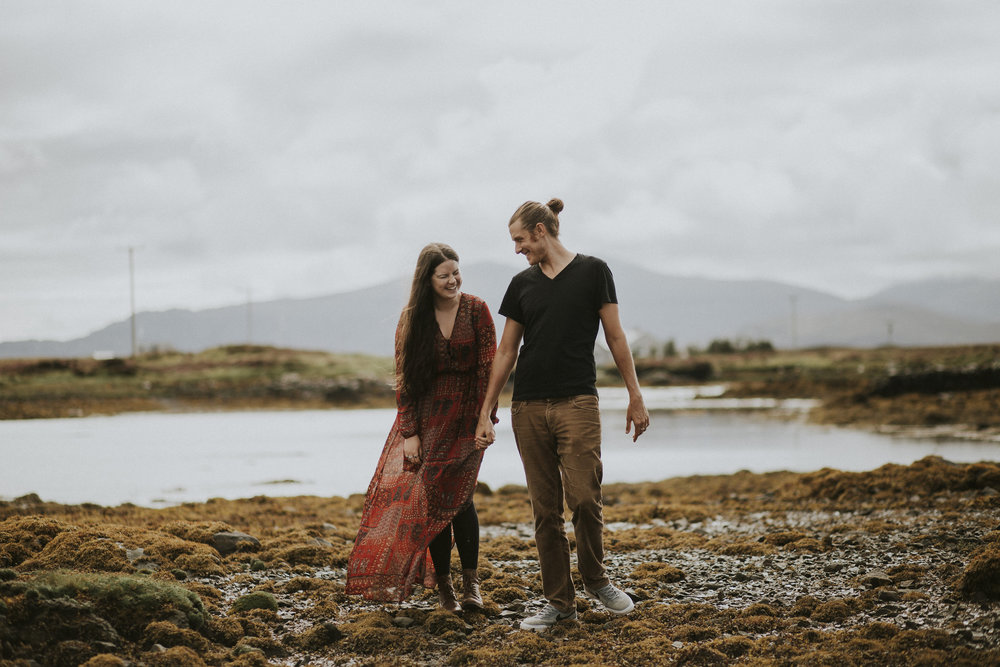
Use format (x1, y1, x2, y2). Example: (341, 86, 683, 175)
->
(519, 603, 578, 631)
(586, 583, 635, 615)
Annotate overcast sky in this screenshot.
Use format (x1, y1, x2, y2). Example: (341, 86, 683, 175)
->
(2, 1, 999, 343)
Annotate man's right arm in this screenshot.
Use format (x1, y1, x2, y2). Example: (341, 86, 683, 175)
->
(475, 318, 524, 448)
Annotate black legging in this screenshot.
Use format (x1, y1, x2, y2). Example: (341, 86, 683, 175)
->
(428, 500, 479, 577)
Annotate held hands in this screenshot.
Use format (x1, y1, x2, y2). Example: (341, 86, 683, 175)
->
(625, 394, 650, 443)
(474, 413, 496, 451)
(403, 435, 422, 465)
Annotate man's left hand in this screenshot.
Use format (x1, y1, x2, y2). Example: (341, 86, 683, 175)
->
(626, 395, 650, 443)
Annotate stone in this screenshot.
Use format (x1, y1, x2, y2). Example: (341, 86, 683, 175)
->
(393, 616, 416, 628)
(210, 531, 261, 555)
(321, 622, 344, 641)
(863, 570, 893, 588)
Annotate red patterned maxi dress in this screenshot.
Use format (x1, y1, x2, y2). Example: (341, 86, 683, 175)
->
(345, 293, 497, 601)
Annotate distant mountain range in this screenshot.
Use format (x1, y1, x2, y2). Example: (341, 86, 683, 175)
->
(2, 261, 999, 359)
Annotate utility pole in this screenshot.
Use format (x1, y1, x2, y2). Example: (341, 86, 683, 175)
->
(129, 246, 137, 357)
(246, 288, 253, 344)
(789, 294, 799, 350)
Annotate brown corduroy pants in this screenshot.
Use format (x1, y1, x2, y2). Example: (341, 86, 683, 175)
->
(510, 394, 610, 612)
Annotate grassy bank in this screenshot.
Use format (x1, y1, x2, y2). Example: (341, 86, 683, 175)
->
(0, 346, 395, 419)
(3, 344, 1000, 432)
(633, 344, 1000, 435)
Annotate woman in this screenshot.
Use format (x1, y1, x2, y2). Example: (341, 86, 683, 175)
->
(346, 243, 497, 612)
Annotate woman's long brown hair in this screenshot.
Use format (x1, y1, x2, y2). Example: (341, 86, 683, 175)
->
(397, 243, 459, 401)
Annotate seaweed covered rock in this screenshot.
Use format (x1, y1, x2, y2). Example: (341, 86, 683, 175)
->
(0, 516, 72, 567)
(0, 571, 208, 663)
(144, 645, 208, 666)
(2, 517, 227, 576)
(795, 456, 1000, 505)
(161, 520, 235, 544)
(142, 620, 211, 652)
(0, 592, 121, 648)
(230, 591, 278, 614)
(27, 530, 133, 572)
(286, 621, 344, 651)
(82, 655, 129, 667)
(956, 542, 1000, 600)
(209, 530, 261, 555)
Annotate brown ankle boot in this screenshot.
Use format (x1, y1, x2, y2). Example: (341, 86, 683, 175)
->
(461, 568, 483, 610)
(437, 574, 462, 613)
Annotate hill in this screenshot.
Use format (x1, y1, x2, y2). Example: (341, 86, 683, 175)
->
(1, 261, 998, 358)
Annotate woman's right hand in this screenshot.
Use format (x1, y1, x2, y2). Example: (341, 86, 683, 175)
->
(474, 414, 495, 450)
(403, 435, 422, 464)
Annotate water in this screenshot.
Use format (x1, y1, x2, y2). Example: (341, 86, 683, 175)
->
(1, 387, 998, 508)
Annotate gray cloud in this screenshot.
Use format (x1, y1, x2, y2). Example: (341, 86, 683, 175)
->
(2, 0, 999, 341)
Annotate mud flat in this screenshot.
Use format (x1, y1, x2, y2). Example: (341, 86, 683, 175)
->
(2, 455, 999, 666)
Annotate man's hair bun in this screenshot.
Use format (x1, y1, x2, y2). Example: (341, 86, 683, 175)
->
(546, 198, 564, 215)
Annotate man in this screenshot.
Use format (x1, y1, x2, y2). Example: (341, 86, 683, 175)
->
(475, 197, 650, 631)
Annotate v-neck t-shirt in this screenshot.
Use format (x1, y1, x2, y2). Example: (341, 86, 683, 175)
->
(498, 254, 617, 400)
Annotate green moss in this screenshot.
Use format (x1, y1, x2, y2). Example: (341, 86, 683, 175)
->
(230, 591, 278, 614)
(28, 570, 206, 632)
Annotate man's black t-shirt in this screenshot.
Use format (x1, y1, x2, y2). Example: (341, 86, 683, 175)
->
(499, 254, 617, 400)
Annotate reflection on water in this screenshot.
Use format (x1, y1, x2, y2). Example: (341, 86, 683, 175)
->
(1, 387, 998, 507)
(597, 385, 820, 411)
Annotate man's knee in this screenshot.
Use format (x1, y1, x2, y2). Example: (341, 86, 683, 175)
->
(532, 502, 566, 531)
(566, 493, 603, 521)
(562, 470, 603, 510)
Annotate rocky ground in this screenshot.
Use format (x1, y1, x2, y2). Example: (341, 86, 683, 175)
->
(2, 456, 1000, 666)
